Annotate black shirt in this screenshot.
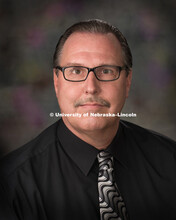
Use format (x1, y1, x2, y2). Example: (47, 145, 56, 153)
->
(0, 119, 176, 220)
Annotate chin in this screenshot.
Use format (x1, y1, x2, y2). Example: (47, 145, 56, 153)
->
(76, 117, 117, 132)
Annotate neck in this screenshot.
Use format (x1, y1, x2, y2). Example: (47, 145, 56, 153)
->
(63, 119, 119, 150)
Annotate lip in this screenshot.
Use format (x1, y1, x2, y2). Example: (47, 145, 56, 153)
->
(79, 103, 105, 109)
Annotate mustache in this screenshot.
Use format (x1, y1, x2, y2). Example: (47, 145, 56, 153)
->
(74, 97, 110, 108)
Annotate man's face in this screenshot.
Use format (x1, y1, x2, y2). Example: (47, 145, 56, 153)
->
(54, 32, 132, 134)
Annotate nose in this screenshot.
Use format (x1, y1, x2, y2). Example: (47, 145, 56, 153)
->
(83, 70, 100, 95)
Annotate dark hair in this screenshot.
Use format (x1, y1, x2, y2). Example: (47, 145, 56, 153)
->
(53, 19, 132, 71)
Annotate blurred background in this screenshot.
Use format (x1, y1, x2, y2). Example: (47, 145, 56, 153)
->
(0, 0, 176, 157)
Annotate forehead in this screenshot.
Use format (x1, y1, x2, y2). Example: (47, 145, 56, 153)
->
(59, 32, 123, 65)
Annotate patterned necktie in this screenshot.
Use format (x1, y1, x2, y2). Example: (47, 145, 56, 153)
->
(97, 151, 129, 220)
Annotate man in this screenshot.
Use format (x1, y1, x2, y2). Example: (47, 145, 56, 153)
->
(0, 19, 176, 220)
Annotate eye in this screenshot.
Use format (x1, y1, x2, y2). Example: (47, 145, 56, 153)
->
(95, 66, 118, 80)
(66, 66, 87, 75)
(102, 68, 114, 74)
(99, 66, 116, 75)
(71, 67, 82, 75)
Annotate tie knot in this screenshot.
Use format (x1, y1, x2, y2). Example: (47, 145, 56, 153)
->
(97, 151, 113, 170)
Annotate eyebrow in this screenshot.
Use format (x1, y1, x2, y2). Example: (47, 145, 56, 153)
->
(63, 63, 84, 67)
(62, 62, 118, 67)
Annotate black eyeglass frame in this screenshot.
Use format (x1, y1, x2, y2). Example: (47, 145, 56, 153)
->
(55, 65, 128, 82)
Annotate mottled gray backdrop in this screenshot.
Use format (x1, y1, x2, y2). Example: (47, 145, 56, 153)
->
(0, 0, 176, 157)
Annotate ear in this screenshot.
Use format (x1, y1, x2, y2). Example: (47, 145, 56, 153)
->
(53, 68, 59, 95)
(125, 69, 132, 98)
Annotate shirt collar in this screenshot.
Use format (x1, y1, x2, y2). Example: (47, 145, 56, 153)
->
(57, 119, 128, 176)
(106, 122, 129, 169)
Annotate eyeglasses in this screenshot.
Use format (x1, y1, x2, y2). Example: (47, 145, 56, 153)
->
(55, 65, 128, 82)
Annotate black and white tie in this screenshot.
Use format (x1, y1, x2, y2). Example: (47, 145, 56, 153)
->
(97, 151, 129, 220)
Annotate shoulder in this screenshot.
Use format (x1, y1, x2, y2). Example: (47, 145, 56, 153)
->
(120, 120, 176, 152)
(119, 120, 176, 174)
(0, 120, 59, 180)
